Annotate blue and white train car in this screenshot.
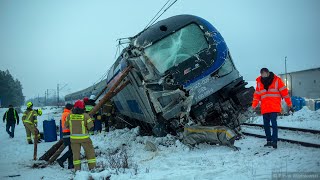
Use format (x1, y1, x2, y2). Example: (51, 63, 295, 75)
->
(66, 14, 254, 136)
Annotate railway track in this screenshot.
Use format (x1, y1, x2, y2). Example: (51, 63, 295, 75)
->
(241, 123, 320, 148)
(242, 123, 320, 134)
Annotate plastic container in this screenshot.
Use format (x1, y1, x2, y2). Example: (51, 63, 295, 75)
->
(300, 97, 306, 107)
(291, 97, 301, 111)
(43, 120, 57, 142)
(307, 99, 316, 111)
(315, 100, 320, 111)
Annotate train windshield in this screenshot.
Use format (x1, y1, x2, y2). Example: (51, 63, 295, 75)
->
(144, 23, 208, 74)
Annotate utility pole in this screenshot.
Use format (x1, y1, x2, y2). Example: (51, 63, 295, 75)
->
(47, 89, 49, 106)
(285, 56, 288, 87)
(57, 83, 68, 108)
(45, 91, 47, 106)
(57, 84, 59, 107)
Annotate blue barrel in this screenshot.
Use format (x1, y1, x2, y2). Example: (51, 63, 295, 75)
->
(300, 98, 306, 107)
(292, 97, 301, 111)
(315, 101, 320, 111)
(43, 120, 57, 142)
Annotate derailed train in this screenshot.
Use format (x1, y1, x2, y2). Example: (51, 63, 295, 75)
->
(65, 15, 254, 141)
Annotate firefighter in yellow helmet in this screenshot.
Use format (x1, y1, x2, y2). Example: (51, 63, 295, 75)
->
(65, 100, 96, 171)
(22, 102, 41, 144)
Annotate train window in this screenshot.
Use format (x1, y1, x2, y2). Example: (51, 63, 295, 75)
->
(144, 23, 208, 74)
(217, 56, 234, 77)
(114, 64, 121, 74)
(107, 65, 114, 82)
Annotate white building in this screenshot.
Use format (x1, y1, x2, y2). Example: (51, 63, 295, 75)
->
(279, 67, 320, 99)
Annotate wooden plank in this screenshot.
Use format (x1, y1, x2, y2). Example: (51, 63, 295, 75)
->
(89, 66, 132, 115)
(48, 143, 66, 164)
(33, 128, 39, 160)
(39, 139, 64, 161)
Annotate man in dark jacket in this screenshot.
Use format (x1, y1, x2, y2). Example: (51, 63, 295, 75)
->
(3, 105, 19, 138)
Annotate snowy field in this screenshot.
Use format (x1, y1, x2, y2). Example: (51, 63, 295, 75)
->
(0, 106, 320, 180)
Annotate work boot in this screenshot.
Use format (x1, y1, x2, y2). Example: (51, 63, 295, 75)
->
(264, 141, 272, 147)
(28, 141, 33, 144)
(57, 159, 64, 168)
(37, 139, 42, 143)
(68, 165, 74, 169)
(272, 142, 277, 149)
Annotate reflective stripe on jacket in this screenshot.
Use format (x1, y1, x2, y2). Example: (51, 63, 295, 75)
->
(61, 108, 71, 133)
(65, 113, 94, 140)
(22, 109, 38, 125)
(3, 108, 19, 123)
(252, 74, 292, 114)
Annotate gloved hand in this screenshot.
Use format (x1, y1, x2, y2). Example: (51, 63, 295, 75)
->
(288, 106, 295, 115)
(36, 108, 43, 116)
(249, 107, 256, 113)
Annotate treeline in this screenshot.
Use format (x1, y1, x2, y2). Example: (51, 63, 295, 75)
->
(0, 70, 25, 107)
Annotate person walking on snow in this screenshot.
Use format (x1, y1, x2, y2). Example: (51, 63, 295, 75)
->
(3, 104, 19, 138)
(252, 68, 293, 149)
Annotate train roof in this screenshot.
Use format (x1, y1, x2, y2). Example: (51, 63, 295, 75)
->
(134, 14, 207, 47)
(65, 79, 108, 101)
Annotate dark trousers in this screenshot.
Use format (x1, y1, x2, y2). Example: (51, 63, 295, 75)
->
(263, 112, 278, 143)
(6, 123, 15, 138)
(59, 137, 73, 168)
(102, 116, 110, 132)
(94, 120, 102, 132)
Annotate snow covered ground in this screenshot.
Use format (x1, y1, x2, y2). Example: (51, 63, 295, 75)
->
(248, 107, 320, 130)
(1, 106, 320, 180)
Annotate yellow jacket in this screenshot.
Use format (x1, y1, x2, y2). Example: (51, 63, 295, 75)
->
(65, 112, 94, 140)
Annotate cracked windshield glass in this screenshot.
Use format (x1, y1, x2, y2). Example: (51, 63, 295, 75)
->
(145, 23, 208, 74)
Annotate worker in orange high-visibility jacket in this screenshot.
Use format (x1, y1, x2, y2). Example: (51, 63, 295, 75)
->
(65, 100, 96, 171)
(252, 68, 293, 149)
(57, 103, 74, 169)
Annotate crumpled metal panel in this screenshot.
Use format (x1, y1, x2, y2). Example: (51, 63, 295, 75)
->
(182, 125, 238, 149)
(148, 89, 193, 120)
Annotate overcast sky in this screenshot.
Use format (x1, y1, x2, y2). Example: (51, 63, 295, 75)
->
(1, 0, 319, 99)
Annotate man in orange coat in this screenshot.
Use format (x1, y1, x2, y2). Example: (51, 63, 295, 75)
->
(252, 68, 293, 149)
(57, 103, 74, 169)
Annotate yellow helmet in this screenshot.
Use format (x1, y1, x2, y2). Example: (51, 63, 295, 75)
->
(27, 102, 33, 108)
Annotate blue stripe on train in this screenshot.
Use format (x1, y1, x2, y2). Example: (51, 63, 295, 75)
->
(183, 17, 228, 87)
(127, 100, 144, 114)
